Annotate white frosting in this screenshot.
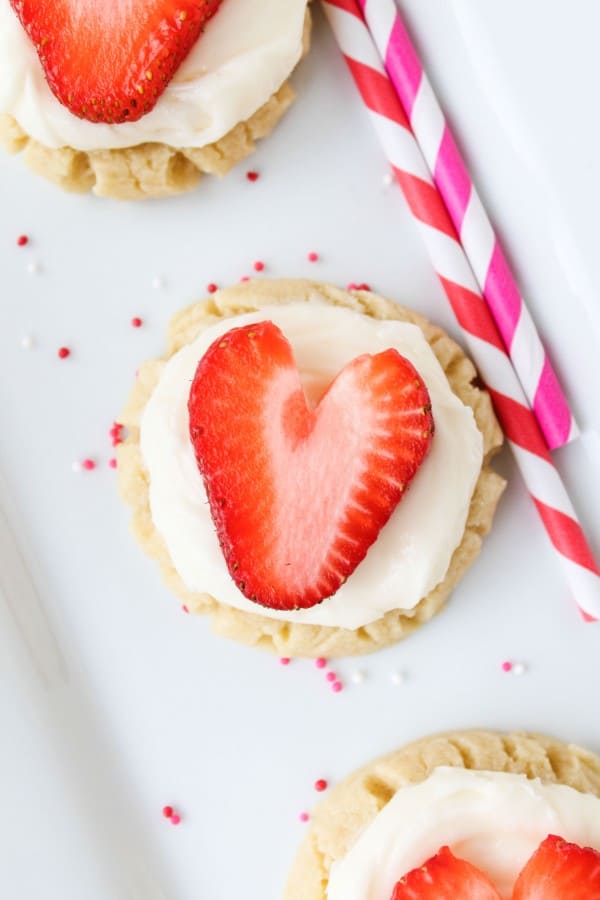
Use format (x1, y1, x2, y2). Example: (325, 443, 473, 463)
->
(140, 299, 483, 629)
(327, 767, 600, 900)
(0, 0, 307, 150)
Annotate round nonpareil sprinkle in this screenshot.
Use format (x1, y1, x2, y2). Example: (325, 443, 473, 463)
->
(20, 335, 35, 350)
(57, 347, 70, 359)
(207, 283, 218, 294)
(82, 459, 96, 471)
(253, 261, 265, 272)
(151, 275, 164, 290)
(350, 670, 365, 684)
(307, 252, 319, 262)
(299, 812, 309, 823)
(17, 234, 29, 247)
(501, 661, 513, 673)
(512, 662, 527, 676)
(246, 171, 259, 182)
(27, 260, 41, 275)
(325, 671, 336, 683)
(280, 657, 291, 666)
(170, 814, 181, 826)
(390, 671, 405, 686)
(71, 461, 82, 473)
(315, 657, 327, 669)
(331, 681, 343, 693)
(108, 458, 117, 469)
(162, 806, 173, 818)
(131, 317, 143, 328)
(314, 779, 328, 792)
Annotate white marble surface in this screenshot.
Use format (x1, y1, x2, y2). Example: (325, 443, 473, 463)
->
(0, 3, 599, 898)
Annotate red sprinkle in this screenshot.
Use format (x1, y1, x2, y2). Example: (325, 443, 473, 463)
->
(253, 261, 265, 272)
(315, 657, 327, 669)
(131, 317, 143, 328)
(82, 459, 96, 471)
(182, 605, 189, 614)
(280, 657, 291, 666)
(108, 458, 117, 469)
(240, 276, 250, 282)
(501, 661, 513, 672)
(170, 814, 181, 826)
(58, 347, 70, 359)
(307, 252, 319, 263)
(331, 681, 343, 693)
(325, 671, 336, 683)
(207, 283, 218, 294)
(299, 812, 309, 823)
(314, 779, 328, 792)
(246, 171, 259, 182)
(17, 234, 29, 247)
(162, 806, 173, 818)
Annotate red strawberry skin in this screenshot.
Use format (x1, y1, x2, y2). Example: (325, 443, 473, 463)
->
(188, 320, 434, 611)
(10, 0, 222, 123)
(513, 835, 600, 899)
(391, 846, 502, 900)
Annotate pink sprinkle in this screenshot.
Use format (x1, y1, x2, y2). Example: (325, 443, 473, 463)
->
(280, 657, 291, 666)
(315, 657, 327, 669)
(356, 283, 371, 291)
(170, 814, 181, 826)
(17, 234, 29, 247)
(325, 671, 336, 683)
(331, 681, 343, 693)
(108, 458, 117, 469)
(253, 261, 265, 272)
(246, 171, 259, 182)
(307, 252, 319, 262)
(501, 661, 513, 672)
(162, 806, 173, 818)
(58, 347, 70, 359)
(82, 459, 96, 471)
(131, 317, 143, 328)
(182, 605, 189, 614)
(299, 812, 309, 823)
(207, 283, 218, 294)
(347, 282, 358, 290)
(314, 779, 328, 792)
(240, 276, 250, 282)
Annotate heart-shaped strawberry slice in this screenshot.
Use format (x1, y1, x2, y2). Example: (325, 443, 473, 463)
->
(188, 320, 434, 611)
(10, 0, 222, 123)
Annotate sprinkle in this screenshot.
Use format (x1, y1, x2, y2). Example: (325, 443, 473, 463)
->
(501, 661, 513, 673)
(162, 806, 173, 818)
(280, 657, 291, 666)
(82, 459, 96, 471)
(20, 335, 35, 350)
(240, 275, 250, 282)
(151, 275, 164, 290)
(17, 234, 29, 247)
(253, 261, 265, 272)
(108, 458, 117, 469)
(331, 681, 343, 693)
(307, 252, 319, 263)
(356, 283, 371, 291)
(246, 171, 259, 182)
(315, 657, 327, 669)
(512, 662, 527, 676)
(382, 171, 393, 186)
(182, 605, 189, 614)
(299, 812, 309, 823)
(350, 670, 365, 684)
(325, 671, 336, 683)
(170, 814, 181, 826)
(57, 346, 70, 359)
(71, 461, 82, 473)
(131, 317, 143, 328)
(314, 779, 328, 792)
(207, 283, 218, 294)
(390, 671, 405, 686)
(27, 260, 41, 275)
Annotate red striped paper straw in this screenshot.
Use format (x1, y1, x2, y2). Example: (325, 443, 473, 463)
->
(322, 0, 600, 620)
(355, 0, 578, 451)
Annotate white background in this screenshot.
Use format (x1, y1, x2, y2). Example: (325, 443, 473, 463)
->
(1, 2, 599, 898)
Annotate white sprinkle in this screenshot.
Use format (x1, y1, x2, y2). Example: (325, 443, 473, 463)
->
(20, 335, 35, 349)
(390, 670, 406, 686)
(27, 260, 41, 275)
(71, 461, 82, 473)
(350, 670, 365, 684)
(512, 662, 527, 676)
(151, 275, 164, 290)
(382, 171, 393, 187)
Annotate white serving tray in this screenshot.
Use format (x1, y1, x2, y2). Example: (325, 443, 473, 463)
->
(1, 2, 599, 898)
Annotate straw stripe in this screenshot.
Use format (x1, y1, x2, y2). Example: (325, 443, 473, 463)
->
(359, 0, 578, 451)
(322, 0, 599, 620)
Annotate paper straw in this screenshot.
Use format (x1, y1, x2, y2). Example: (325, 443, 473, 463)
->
(322, 0, 600, 620)
(354, 0, 578, 451)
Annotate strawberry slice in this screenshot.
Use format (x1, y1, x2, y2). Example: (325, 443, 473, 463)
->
(391, 846, 502, 899)
(10, 0, 222, 123)
(188, 320, 434, 610)
(512, 834, 600, 899)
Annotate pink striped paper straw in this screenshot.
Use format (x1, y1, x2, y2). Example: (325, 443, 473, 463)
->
(322, 0, 600, 620)
(356, 0, 578, 451)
